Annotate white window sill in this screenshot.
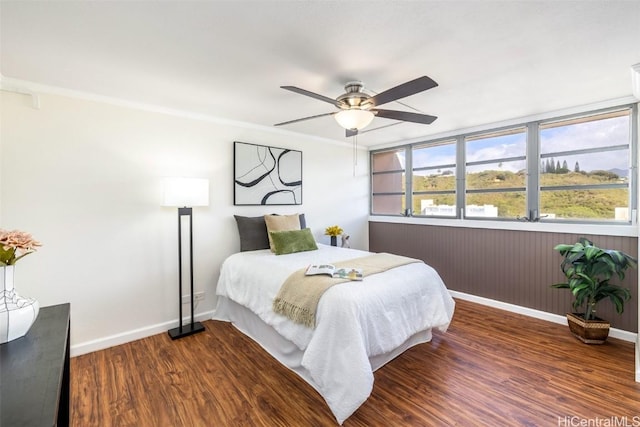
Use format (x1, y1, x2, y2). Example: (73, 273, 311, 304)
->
(369, 215, 638, 237)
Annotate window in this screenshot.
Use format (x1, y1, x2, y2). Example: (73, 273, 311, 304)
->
(465, 127, 527, 219)
(539, 110, 631, 221)
(371, 148, 406, 215)
(370, 104, 637, 224)
(412, 140, 456, 217)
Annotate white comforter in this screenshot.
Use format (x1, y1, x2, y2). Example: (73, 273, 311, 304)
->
(215, 244, 455, 424)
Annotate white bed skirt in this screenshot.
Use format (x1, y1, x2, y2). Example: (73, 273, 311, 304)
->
(212, 296, 434, 419)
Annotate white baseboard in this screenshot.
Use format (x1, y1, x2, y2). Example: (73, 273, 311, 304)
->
(70, 310, 215, 357)
(449, 291, 638, 343)
(71, 294, 637, 358)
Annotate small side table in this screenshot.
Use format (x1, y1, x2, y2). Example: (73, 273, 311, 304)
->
(0, 303, 71, 427)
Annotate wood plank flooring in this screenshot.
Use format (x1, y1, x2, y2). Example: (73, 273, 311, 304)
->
(71, 299, 640, 426)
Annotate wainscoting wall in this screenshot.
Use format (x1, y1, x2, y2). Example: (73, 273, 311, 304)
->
(369, 221, 638, 332)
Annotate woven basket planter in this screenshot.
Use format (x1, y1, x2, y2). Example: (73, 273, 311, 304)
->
(566, 313, 610, 344)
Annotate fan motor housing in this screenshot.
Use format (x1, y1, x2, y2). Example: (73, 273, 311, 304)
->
(337, 81, 372, 110)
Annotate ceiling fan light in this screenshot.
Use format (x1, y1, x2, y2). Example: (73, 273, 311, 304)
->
(335, 109, 375, 130)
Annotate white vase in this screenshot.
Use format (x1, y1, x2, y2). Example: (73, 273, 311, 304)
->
(0, 265, 39, 344)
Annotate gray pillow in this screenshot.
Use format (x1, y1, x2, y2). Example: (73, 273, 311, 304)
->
(234, 215, 270, 251)
(234, 214, 307, 252)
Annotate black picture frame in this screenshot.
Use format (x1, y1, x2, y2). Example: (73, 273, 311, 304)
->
(234, 141, 302, 205)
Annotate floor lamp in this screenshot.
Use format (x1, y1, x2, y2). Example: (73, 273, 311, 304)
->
(162, 177, 209, 340)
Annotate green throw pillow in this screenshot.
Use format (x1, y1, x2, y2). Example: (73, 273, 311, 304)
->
(270, 228, 318, 255)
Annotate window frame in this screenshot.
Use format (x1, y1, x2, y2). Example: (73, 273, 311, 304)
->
(463, 126, 528, 220)
(534, 107, 635, 223)
(369, 103, 638, 225)
(370, 146, 410, 216)
(411, 138, 458, 218)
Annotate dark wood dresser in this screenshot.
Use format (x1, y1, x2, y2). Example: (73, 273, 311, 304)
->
(1, 303, 71, 426)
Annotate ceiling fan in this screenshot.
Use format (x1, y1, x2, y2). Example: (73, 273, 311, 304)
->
(274, 76, 438, 137)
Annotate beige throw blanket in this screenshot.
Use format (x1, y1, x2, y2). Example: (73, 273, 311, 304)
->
(272, 253, 421, 328)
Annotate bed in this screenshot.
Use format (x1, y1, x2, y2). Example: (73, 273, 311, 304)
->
(212, 216, 455, 424)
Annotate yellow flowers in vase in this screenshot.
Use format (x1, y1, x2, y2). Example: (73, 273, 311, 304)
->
(324, 225, 343, 237)
(325, 225, 343, 247)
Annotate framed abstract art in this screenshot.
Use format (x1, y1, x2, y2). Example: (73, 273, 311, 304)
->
(234, 141, 302, 205)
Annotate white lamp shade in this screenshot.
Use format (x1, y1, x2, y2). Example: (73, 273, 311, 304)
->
(334, 109, 375, 130)
(162, 177, 209, 207)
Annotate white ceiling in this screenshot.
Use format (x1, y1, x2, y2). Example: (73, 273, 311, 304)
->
(1, 1, 639, 147)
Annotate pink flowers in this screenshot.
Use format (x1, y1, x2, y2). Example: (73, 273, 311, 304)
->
(0, 229, 42, 266)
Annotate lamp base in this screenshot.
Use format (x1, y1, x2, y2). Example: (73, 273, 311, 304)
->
(168, 321, 205, 340)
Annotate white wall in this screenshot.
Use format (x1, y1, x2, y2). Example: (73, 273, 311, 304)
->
(0, 90, 369, 355)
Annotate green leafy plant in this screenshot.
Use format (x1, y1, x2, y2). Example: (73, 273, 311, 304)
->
(551, 237, 636, 320)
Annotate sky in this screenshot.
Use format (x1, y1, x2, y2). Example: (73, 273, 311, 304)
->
(396, 113, 630, 176)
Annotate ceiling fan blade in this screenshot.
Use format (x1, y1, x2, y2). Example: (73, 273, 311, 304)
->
(346, 129, 358, 138)
(373, 109, 438, 125)
(368, 76, 438, 107)
(274, 112, 336, 127)
(281, 86, 340, 107)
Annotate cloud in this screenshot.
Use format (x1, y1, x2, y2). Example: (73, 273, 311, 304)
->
(381, 113, 630, 175)
(412, 143, 456, 169)
(541, 115, 629, 172)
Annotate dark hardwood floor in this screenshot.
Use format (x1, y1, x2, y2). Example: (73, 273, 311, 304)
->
(71, 299, 639, 426)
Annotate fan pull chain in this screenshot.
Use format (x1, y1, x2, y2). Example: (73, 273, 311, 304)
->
(352, 133, 358, 177)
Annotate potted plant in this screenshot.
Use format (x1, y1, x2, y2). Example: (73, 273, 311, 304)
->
(551, 237, 636, 344)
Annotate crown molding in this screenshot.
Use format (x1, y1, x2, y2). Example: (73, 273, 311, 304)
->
(632, 63, 640, 100)
(0, 75, 361, 150)
(0, 74, 40, 108)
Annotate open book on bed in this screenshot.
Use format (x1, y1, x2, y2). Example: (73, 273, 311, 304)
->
(305, 264, 363, 281)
